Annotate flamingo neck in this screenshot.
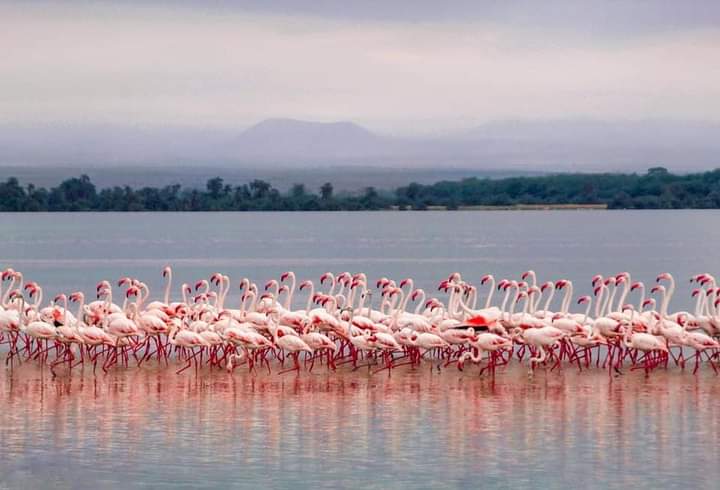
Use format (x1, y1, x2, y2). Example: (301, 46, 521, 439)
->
(561, 282, 574, 315)
(413, 291, 426, 315)
(635, 285, 645, 312)
(594, 287, 605, 318)
(304, 283, 315, 312)
(484, 276, 495, 309)
(542, 287, 555, 313)
(164, 270, 172, 305)
(1, 276, 16, 307)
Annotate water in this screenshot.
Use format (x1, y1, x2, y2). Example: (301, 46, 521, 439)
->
(1, 210, 720, 488)
(1, 210, 719, 309)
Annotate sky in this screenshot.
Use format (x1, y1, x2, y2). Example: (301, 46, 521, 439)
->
(2, 1, 720, 135)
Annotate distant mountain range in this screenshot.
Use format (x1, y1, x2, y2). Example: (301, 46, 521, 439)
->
(1, 118, 719, 172)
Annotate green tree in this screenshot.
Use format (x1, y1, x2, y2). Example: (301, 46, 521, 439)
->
(206, 177, 224, 199)
(320, 182, 333, 200)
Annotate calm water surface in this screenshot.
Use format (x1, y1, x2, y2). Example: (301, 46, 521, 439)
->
(1, 211, 720, 488)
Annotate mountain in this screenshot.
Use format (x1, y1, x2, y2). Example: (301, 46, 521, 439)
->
(450, 119, 720, 171)
(0, 118, 718, 172)
(235, 118, 390, 161)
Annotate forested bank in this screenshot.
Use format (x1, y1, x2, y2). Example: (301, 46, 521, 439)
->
(1, 167, 719, 211)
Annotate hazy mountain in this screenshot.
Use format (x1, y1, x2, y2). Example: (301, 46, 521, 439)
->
(236, 118, 391, 160)
(450, 119, 720, 171)
(0, 118, 718, 172)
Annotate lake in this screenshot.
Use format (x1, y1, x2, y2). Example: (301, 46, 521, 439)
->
(1, 210, 720, 488)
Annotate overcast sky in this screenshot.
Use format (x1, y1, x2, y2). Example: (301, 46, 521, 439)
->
(2, 1, 719, 134)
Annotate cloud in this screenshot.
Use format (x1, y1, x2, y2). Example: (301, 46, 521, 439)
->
(1, 1, 719, 133)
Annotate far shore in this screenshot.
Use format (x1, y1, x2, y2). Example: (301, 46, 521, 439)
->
(402, 203, 609, 211)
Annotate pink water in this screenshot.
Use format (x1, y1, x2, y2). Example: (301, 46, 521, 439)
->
(2, 362, 719, 488)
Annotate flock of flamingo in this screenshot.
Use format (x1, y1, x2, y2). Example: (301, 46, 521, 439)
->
(1, 266, 719, 377)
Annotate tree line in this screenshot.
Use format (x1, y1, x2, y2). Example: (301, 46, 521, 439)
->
(1, 167, 720, 211)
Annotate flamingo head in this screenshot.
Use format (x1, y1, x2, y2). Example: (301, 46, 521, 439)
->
(411, 289, 423, 301)
(162, 266, 172, 278)
(278, 285, 289, 294)
(691, 288, 701, 298)
(555, 280, 567, 289)
(126, 286, 139, 298)
(210, 273, 223, 285)
(320, 272, 333, 284)
(264, 280, 276, 291)
(515, 292, 528, 304)
(695, 273, 711, 284)
(1, 268, 16, 281)
(593, 286, 603, 297)
(399, 278, 411, 288)
(528, 286, 540, 296)
(194, 280, 205, 291)
(591, 274, 603, 286)
(650, 285, 664, 295)
(69, 292, 83, 303)
(497, 279, 510, 290)
(521, 271, 531, 280)
(540, 281, 553, 292)
(656, 272, 672, 283)
(615, 275, 626, 285)
(577, 295, 591, 305)
(376, 277, 390, 289)
(53, 293, 66, 303)
(118, 277, 132, 287)
(8, 290, 22, 301)
(642, 298, 655, 308)
(438, 280, 449, 292)
(299, 280, 312, 291)
(630, 282, 643, 291)
(480, 275, 492, 285)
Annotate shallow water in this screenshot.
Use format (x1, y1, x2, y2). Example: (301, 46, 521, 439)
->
(1, 210, 719, 310)
(2, 364, 720, 489)
(2, 210, 720, 488)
